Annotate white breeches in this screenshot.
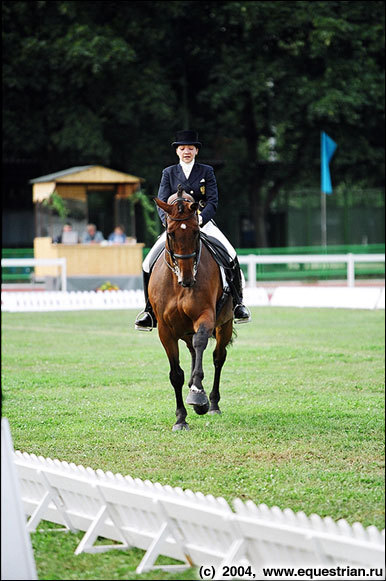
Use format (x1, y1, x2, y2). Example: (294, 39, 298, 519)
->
(143, 221, 237, 273)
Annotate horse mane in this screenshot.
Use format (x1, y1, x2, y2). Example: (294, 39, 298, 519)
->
(166, 191, 197, 223)
(167, 190, 195, 205)
(177, 198, 185, 214)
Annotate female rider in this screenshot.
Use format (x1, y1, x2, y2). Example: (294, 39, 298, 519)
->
(135, 130, 251, 330)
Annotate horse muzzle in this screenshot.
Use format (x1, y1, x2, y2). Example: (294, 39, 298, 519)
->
(180, 279, 196, 288)
(178, 270, 196, 287)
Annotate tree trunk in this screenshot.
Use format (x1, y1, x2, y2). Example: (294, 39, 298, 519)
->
(248, 188, 268, 248)
(242, 91, 268, 247)
(254, 204, 268, 247)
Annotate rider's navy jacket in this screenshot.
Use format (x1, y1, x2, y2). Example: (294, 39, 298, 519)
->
(157, 162, 218, 227)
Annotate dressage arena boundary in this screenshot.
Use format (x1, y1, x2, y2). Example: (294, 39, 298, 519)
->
(1, 286, 385, 312)
(10, 449, 385, 578)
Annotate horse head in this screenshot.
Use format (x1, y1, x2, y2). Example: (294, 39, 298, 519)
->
(155, 191, 200, 287)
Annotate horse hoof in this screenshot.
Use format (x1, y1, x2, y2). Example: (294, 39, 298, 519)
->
(209, 409, 221, 415)
(186, 386, 209, 407)
(194, 402, 210, 415)
(172, 422, 190, 431)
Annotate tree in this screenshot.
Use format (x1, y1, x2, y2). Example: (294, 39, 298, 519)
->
(3, 1, 384, 246)
(195, 1, 385, 245)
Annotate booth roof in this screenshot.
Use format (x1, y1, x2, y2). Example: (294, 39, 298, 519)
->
(29, 165, 144, 184)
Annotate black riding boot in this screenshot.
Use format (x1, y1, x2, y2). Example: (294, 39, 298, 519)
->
(134, 271, 157, 331)
(227, 258, 251, 324)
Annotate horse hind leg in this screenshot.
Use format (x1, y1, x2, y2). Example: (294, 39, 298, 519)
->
(209, 319, 233, 415)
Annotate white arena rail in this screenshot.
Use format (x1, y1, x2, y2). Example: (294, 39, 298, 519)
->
(2, 287, 384, 311)
(238, 254, 385, 288)
(270, 286, 385, 310)
(13, 451, 385, 579)
(2, 258, 67, 291)
(1, 289, 145, 312)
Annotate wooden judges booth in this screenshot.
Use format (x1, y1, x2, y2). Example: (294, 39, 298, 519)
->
(31, 166, 146, 290)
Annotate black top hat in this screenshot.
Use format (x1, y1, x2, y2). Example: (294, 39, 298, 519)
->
(172, 130, 202, 149)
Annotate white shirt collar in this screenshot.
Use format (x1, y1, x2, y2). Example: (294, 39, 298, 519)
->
(180, 160, 195, 179)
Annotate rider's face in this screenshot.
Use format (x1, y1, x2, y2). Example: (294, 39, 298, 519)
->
(176, 145, 198, 164)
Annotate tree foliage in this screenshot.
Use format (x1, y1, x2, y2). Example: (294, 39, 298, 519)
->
(3, 0, 384, 246)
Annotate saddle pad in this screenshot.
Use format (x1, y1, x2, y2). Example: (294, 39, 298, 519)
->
(199, 232, 232, 270)
(148, 247, 165, 272)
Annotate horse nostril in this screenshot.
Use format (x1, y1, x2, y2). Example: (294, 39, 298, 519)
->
(181, 280, 195, 288)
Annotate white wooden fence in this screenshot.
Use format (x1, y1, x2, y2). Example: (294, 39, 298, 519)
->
(1, 289, 145, 312)
(1, 420, 37, 580)
(2, 287, 384, 312)
(238, 254, 385, 288)
(13, 451, 385, 579)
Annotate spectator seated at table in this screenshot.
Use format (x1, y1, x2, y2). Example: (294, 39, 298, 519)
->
(53, 223, 78, 244)
(108, 225, 127, 244)
(81, 223, 105, 244)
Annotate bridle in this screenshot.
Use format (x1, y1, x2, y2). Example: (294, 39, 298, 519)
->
(164, 197, 202, 282)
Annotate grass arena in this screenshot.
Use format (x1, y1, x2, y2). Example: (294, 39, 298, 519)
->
(2, 306, 385, 580)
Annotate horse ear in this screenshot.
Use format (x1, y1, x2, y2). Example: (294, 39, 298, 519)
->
(154, 197, 173, 214)
(189, 202, 199, 213)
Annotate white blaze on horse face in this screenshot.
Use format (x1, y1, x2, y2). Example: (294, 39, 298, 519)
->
(181, 223, 187, 230)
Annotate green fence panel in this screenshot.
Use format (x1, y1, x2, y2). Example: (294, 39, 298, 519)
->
(2, 248, 34, 282)
(143, 244, 385, 282)
(4, 245, 383, 284)
(236, 243, 385, 256)
(236, 244, 385, 281)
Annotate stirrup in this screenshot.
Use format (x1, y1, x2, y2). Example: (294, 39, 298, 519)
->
(233, 304, 251, 325)
(134, 310, 156, 331)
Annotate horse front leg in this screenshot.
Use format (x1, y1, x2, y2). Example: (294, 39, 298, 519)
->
(186, 322, 211, 414)
(182, 336, 196, 389)
(158, 325, 188, 431)
(209, 319, 233, 415)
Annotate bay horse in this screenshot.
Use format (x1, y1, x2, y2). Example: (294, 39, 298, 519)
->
(149, 189, 234, 431)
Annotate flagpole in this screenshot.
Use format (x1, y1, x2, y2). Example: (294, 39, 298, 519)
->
(321, 190, 327, 248)
(320, 131, 337, 249)
(321, 131, 327, 248)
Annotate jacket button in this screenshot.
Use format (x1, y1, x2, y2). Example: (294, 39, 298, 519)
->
(190, 190, 193, 194)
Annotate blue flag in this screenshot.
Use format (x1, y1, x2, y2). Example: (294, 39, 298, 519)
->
(321, 131, 337, 194)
